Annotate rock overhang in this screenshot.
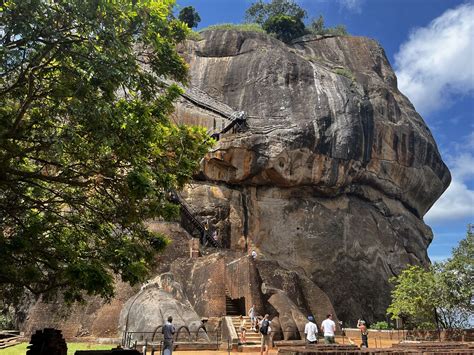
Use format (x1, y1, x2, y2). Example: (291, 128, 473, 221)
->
(179, 29, 450, 218)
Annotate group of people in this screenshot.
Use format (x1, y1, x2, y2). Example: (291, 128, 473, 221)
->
(306, 314, 369, 348)
(238, 305, 272, 355)
(304, 313, 337, 344)
(240, 308, 369, 354)
(161, 311, 368, 355)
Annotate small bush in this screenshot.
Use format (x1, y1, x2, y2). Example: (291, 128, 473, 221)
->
(0, 313, 14, 329)
(334, 67, 355, 81)
(370, 321, 391, 330)
(186, 30, 203, 41)
(309, 16, 348, 36)
(199, 23, 265, 33)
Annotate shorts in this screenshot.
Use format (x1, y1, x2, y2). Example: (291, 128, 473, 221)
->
(261, 334, 271, 347)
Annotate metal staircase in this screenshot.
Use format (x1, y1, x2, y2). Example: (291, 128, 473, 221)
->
(169, 190, 220, 248)
(163, 81, 247, 249)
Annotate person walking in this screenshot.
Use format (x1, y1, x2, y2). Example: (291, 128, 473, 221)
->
(239, 315, 247, 344)
(162, 316, 175, 355)
(304, 315, 318, 344)
(259, 314, 271, 355)
(321, 314, 336, 344)
(248, 304, 257, 331)
(357, 319, 369, 348)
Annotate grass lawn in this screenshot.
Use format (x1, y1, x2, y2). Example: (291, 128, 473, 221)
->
(0, 342, 113, 355)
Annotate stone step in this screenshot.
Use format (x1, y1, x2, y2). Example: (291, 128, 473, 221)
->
(237, 343, 262, 352)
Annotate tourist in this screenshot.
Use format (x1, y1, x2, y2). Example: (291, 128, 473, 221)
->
(239, 315, 247, 344)
(259, 314, 271, 355)
(357, 319, 368, 348)
(162, 316, 175, 355)
(304, 315, 318, 344)
(251, 250, 257, 260)
(321, 313, 336, 344)
(248, 304, 257, 331)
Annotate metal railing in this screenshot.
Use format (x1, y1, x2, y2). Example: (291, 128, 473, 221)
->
(169, 189, 221, 248)
(121, 328, 221, 353)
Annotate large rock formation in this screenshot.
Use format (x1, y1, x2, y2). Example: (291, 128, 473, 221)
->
(173, 30, 450, 323)
(20, 29, 449, 337)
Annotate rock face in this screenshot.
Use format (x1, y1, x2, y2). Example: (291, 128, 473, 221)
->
(174, 30, 450, 323)
(20, 30, 450, 337)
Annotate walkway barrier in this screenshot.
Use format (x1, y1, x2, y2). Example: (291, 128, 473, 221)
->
(121, 329, 221, 353)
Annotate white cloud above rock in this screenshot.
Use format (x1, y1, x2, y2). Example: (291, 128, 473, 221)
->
(425, 142, 474, 223)
(394, 3, 474, 115)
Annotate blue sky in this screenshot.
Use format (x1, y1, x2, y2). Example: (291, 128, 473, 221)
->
(175, 0, 474, 262)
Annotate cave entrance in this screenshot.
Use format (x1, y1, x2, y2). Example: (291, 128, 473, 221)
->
(225, 295, 246, 316)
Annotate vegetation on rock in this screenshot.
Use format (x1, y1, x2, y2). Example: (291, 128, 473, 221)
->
(387, 228, 473, 329)
(245, 0, 348, 42)
(199, 23, 265, 33)
(262, 14, 306, 43)
(0, 0, 211, 303)
(309, 15, 348, 36)
(245, 0, 307, 25)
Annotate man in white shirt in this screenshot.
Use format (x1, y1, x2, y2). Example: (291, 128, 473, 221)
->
(304, 315, 318, 344)
(321, 313, 336, 344)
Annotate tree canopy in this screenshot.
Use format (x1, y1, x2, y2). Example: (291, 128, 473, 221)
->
(178, 6, 201, 29)
(262, 14, 305, 43)
(387, 228, 473, 329)
(245, 0, 348, 42)
(245, 0, 307, 25)
(0, 0, 211, 303)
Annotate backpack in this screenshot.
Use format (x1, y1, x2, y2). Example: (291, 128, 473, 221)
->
(260, 320, 269, 335)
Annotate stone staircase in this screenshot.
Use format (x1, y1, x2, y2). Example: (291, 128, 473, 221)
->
(230, 316, 262, 352)
(225, 287, 241, 315)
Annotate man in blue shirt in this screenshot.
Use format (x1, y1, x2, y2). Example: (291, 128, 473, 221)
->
(162, 316, 175, 354)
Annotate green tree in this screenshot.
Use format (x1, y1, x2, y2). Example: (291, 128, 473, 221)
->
(309, 15, 348, 36)
(388, 228, 474, 329)
(310, 15, 325, 34)
(245, 0, 307, 25)
(435, 229, 473, 328)
(178, 6, 201, 29)
(387, 265, 438, 329)
(262, 14, 306, 43)
(0, 0, 211, 303)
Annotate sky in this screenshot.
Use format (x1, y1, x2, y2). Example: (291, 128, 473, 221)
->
(175, 0, 474, 262)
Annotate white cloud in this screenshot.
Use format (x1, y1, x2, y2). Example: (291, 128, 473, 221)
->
(425, 144, 474, 223)
(425, 177, 474, 222)
(394, 3, 474, 115)
(338, 0, 364, 13)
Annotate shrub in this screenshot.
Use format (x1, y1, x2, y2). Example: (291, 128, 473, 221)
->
(309, 15, 348, 36)
(199, 23, 265, 33)
(370, 321, 391, 330)
(186, 30, 203, 41)
(334, 67, 355, 81)
(0, 313, 13, 330)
